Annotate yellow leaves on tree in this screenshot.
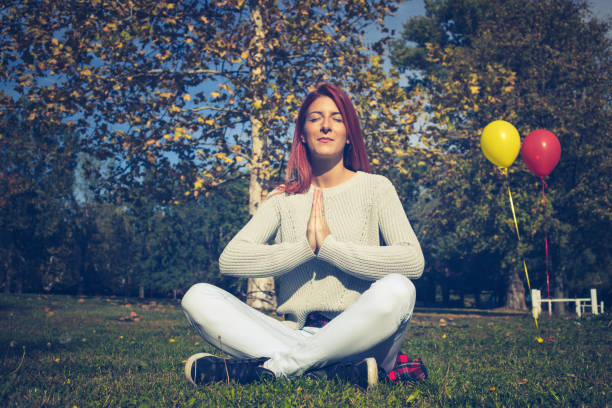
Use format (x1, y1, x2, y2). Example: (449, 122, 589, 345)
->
(213, 152, 233, 164)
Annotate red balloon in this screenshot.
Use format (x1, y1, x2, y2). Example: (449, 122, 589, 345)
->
(521, 129, 561, 178)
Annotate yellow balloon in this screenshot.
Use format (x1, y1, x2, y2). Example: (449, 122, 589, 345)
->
(480, 120, 521, 168)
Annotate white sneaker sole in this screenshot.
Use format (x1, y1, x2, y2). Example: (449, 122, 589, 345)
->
(365, 357, 378, 389)
(185, 352, 214, 385)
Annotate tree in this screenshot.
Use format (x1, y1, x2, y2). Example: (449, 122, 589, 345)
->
(391, 0, 611, 309)
(0, 98, 79, 293)
(142, 176, 250, 298)
(2, 0, 422, 306)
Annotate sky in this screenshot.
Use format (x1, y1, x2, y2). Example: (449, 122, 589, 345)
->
(363, 0, 612, 84)
(368, 0, 612, 44)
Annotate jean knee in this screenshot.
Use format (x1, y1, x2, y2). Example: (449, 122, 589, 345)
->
(375, 274, 416, 316)
(181, 283, 222, 313)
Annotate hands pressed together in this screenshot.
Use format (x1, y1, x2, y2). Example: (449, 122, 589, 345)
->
(307, 188, 331, 254)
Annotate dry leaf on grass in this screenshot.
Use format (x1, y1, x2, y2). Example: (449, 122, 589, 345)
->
(118, 311, 141, 322)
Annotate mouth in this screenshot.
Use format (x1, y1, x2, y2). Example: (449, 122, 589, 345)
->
(317, 137, 334, 143)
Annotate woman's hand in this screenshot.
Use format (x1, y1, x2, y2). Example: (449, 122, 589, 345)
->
(307, 189, 331, 253)
(307, 190, 318, 252)
(314, 189, 331, 249)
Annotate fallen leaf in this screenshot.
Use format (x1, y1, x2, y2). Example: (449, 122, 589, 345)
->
(118, 312, 141, 322)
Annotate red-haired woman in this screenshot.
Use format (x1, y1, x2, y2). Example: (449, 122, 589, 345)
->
(181, 83, 425, 389)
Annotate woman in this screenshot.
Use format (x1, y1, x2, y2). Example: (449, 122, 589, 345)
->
(181, 83, 425, 389)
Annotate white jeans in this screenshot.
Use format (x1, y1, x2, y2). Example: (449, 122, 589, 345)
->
(181, 273, 416, 377)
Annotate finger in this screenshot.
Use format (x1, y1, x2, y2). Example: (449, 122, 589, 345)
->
(318, 191, 325, 217)
(309, 189, 318, 220)
(315, 189, 322, 216)
(308, 190, 316, 220)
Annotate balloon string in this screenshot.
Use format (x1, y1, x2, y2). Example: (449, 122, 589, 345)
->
(542, 178, 553, 342)
(523, 260, 531, 291)
(545, 235, 550, 299)
(507, 184, 521, 241)
(502, 169, 537, 330)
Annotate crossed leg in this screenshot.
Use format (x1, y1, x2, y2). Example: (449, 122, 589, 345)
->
(181, 273, 416, 377)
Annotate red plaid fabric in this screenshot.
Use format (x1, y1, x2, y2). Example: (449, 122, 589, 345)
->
(386, 353, 428, 383)
(305, 311, 331, 328)
(305, 312, 428, 383)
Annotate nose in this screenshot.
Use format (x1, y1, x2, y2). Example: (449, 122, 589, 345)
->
(321, 117, 332, 134)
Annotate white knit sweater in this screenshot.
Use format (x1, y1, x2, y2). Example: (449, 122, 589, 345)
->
(219, 171, 424, 329)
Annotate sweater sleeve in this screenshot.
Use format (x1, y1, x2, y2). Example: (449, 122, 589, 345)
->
(317, 177, 425, 281)
(219, 194, 315, 278)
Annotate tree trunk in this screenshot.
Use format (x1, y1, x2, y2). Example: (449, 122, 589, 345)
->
(505, 267, 527, 310)
(442, 284, 449, 306)
(3, 269, 9, 293)
(245, 2, 276, 311)
(139, 284, 145, 299)
(553, 271, 567, 315)
(124, 275, 129, 300)
(4, 250, 11, 293)
(16, 275, 23, 294)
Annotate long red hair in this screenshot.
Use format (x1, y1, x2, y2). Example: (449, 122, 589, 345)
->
(280, 83, 370, 194)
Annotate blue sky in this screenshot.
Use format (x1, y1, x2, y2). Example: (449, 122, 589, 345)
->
(363, 0, 611, 84)
(367, 0, 612, 44)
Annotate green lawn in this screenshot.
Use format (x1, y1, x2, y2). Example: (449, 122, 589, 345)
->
(1, 294, 609, 407)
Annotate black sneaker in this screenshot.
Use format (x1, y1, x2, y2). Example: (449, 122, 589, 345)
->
(304, 357, 378, 390)
(184, 353, 275, 385)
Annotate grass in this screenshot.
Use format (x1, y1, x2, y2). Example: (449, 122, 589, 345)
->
(1, 294, 610, 407)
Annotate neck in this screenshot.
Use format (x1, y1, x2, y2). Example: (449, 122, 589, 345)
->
(310, 157, 355, 189)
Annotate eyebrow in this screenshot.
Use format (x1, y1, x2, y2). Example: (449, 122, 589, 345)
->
(307, 110, 342, 116)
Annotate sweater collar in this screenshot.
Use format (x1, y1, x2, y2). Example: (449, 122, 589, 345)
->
(308, 171, 364, 196)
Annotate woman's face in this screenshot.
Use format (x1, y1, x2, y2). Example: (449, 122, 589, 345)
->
(303, 96, 348, 162)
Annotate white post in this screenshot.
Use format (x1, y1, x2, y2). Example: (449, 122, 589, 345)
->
(531, 289, 541, 319)
(591, 289, 598, 315)
(548, 299, 552, 316)
(575, 300, 581, 318)
(600, 301, 604, 314)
